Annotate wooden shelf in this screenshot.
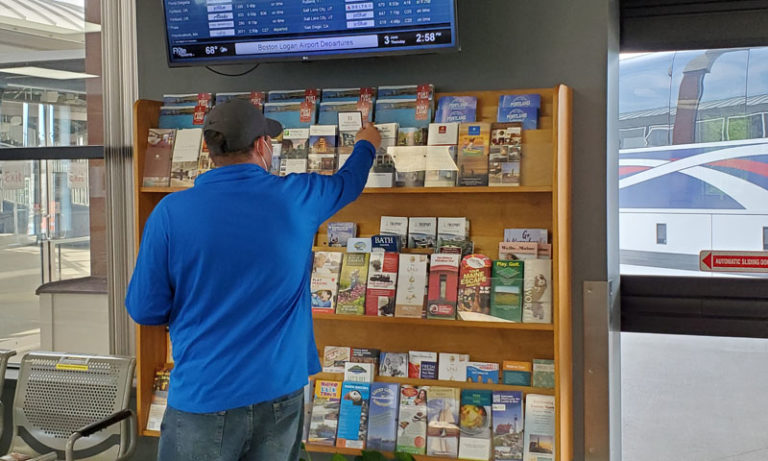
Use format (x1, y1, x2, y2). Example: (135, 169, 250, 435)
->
(304, 444, 459, 461)
(139, 186, 188, 193)
(312, 246, 435, 254)
(133, 86, 572, 460)
(312, 372, 555, 395)
(362, 185, 552, 194)
(313, 313, 554, 331)
(140, 185, 552, 194)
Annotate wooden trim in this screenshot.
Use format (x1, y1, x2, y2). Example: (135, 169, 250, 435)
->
(313, 313, 555, 331)
(312, 372, 555, 394)
(362, 185, 552, 194)
(313, 246, 435, 254)
(132, 99, 164, 435)
(142, 429, 161, 438)
(553, 83, 574, 461)
(304, 444, 458, 461)
(138, 186, 189, 193)
(139, 185, 553, 194)
(134, 324, 166, 435)
(132, 100, 162, 257)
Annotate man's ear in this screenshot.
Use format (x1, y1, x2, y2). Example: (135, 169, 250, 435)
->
(255, 137, 271, 156)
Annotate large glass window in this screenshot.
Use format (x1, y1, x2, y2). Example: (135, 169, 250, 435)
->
(619, 47, 768, 277)
(0, 0, 103, 362)
(620, 47, 768, 461)
(0, 159, 93, 351)
(0, 0, 102, 147)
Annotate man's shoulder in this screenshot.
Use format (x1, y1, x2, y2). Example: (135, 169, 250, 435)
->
(158, 187, 201, 206)
(274, 171, 315, 189)
(149, 189, 198, 222)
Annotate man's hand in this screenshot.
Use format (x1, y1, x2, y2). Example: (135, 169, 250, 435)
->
(355, 123, 382, 150)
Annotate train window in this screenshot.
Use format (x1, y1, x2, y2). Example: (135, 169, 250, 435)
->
(656, 223, 667, 245)
(765, 114, 768, 136)
(646, 126, 671, 146)
(727, 114, 765, 140)
(620, 127, 646, 149)
(747, 48, 768, 109)
(619, 52, 674, 147)
(695, 118, 725, 143)
(763, 227, 768, 250)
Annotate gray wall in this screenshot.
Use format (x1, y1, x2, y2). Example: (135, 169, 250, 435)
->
(137, 0, 621, 459)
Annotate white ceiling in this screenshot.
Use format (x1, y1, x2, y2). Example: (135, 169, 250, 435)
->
(0, 0, 94, 59)
(0, 0, 93, 90)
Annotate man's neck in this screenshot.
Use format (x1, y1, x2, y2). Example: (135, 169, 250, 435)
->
(212, 155, 260, 168)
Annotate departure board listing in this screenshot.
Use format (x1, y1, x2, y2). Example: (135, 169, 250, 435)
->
(164, 0, 457, 64)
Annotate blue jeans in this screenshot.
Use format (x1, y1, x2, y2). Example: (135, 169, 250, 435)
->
(157, 388, 304, 461)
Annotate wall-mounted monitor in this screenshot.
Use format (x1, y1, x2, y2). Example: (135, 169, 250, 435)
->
(163, 0, 459, 66)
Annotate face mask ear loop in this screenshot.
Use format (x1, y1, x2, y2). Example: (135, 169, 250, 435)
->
(259, 137, 271, 170)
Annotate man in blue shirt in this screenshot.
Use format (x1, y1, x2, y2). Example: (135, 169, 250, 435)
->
(126, 99, 381, 461)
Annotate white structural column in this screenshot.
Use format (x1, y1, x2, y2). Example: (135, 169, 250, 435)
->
(101, 0, 139, 356)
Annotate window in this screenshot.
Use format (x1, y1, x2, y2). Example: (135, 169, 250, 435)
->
(619, 47, 768, 277)
(763, 227, 768, 250)
(694, 117, 724, 143)
(646, 125, 670, 146)
(620, 47, 768, 461)
(619, 127, 646, 149)
(727, 114, 765, 140)
(0, 0, 103, 363)
(747, 48, 768, 136)
(619, 52, 674, 148)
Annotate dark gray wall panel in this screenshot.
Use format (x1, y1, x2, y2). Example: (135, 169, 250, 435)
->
(621, 1, 768, 51)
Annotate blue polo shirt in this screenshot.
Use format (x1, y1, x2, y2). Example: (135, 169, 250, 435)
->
(126, 140, 375, 413)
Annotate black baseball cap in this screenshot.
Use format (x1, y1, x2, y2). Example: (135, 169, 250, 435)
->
(203, 99, 283, 152)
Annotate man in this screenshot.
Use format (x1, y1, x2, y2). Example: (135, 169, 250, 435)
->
(126, 99, 381, 461)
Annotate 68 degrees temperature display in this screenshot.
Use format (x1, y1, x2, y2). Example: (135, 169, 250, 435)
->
(203, 45, 232, 56)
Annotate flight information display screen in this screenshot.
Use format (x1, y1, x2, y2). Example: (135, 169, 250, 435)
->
(163, 0, 458, 66)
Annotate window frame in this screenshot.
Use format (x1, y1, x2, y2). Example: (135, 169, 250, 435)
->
(621, 275, 768, 338)
(0, 146, 103, 161)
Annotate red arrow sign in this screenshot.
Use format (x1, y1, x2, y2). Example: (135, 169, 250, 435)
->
(700, 251, 768, 272)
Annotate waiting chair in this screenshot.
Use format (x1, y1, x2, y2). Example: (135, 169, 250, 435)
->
(0, 349, 17, 438)
(3, 352, 137, 461)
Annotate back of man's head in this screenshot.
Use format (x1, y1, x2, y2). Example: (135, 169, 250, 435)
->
(203, 130, 255, 158)
(203, 99, 282, 157)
